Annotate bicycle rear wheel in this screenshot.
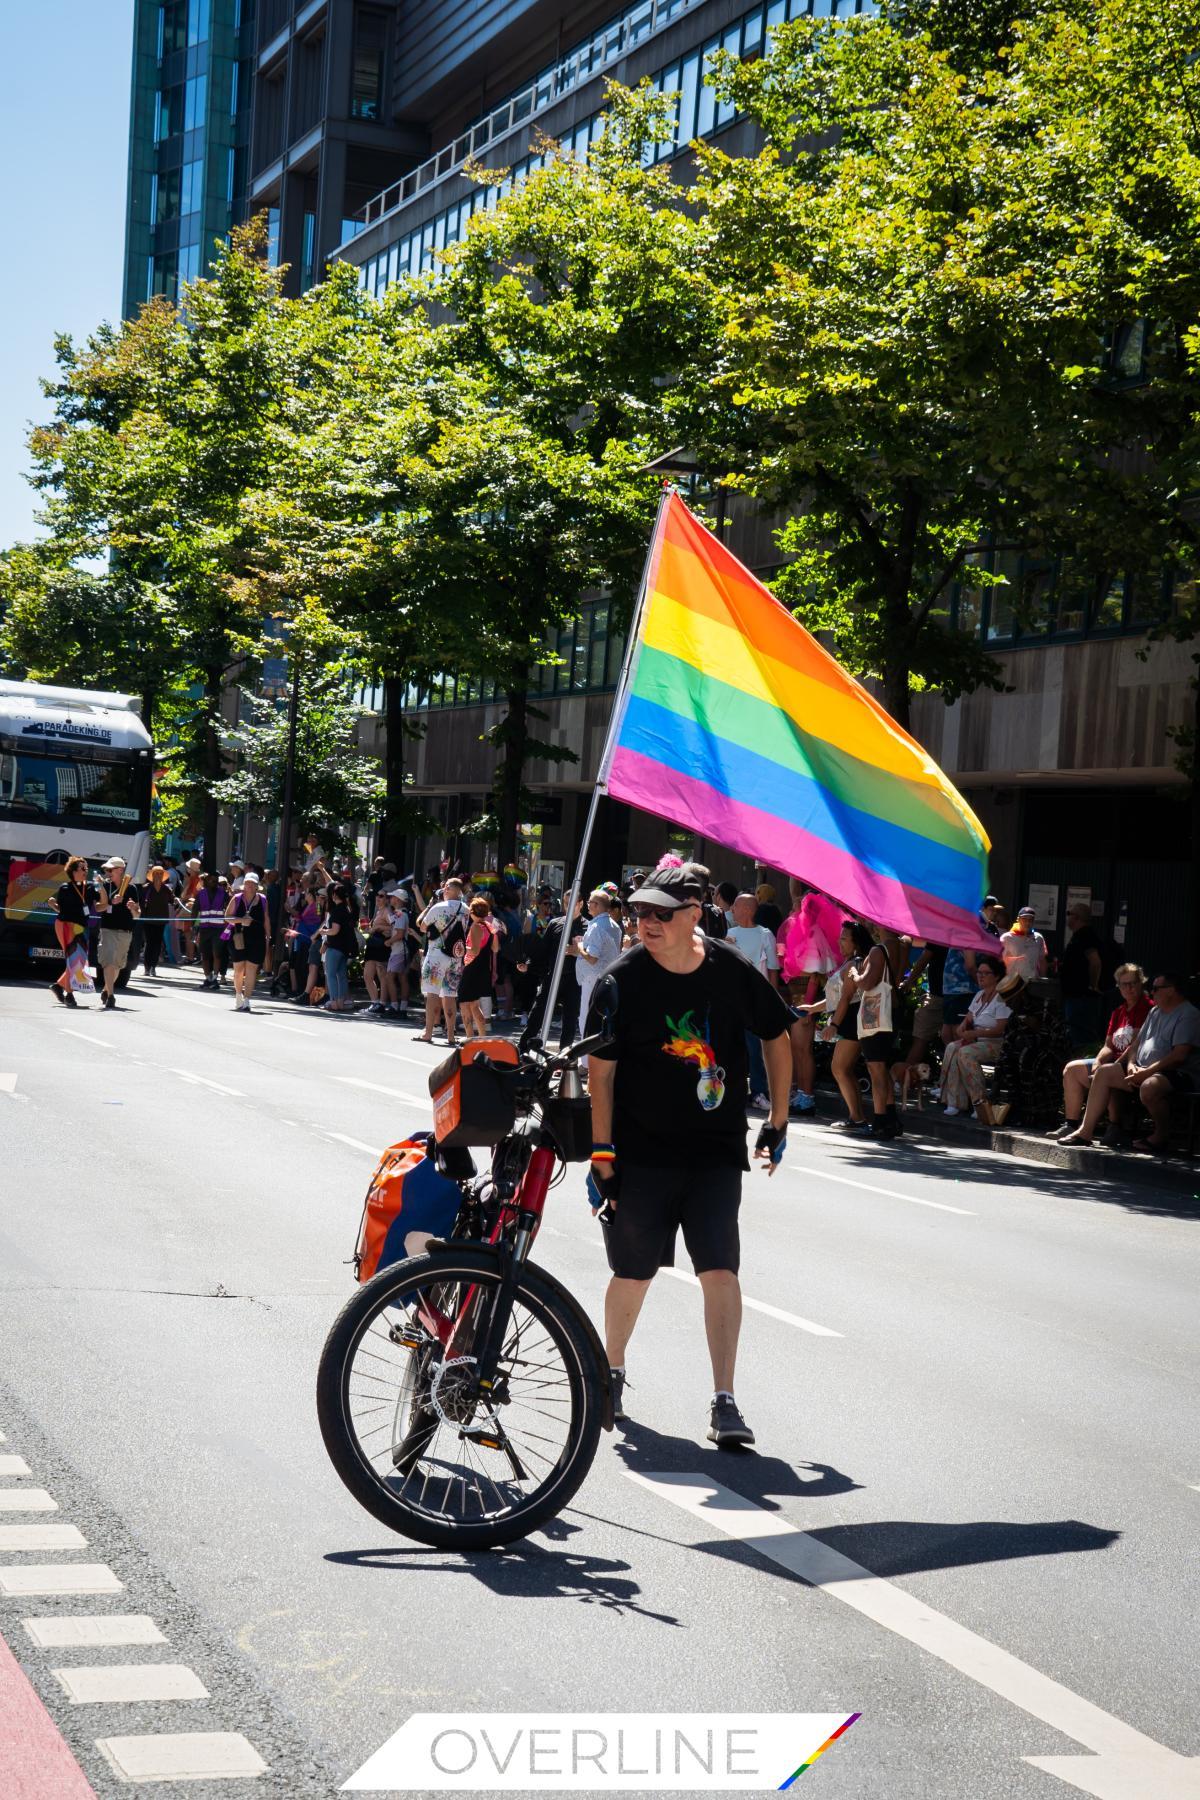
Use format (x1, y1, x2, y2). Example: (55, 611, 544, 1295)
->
(317, 1249, 604, 1550)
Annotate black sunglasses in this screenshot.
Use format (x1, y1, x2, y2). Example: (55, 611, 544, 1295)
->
(631, 902, 688, 922)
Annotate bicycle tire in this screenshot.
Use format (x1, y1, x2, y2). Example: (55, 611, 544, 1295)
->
(317, 1248, 604, 1550)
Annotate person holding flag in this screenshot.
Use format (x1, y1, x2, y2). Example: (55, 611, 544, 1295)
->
(585, 859, 793, 1447)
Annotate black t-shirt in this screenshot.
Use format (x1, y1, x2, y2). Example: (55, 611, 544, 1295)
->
(140, 883, 172, 919)
(55, 880, 89, 927)
(590, 938, 792, 1170)
(99, 879, 138, 931)
(326, 902, 357, 951)
(1060, 924, 1103, 997)
(754, 902, 783, 935)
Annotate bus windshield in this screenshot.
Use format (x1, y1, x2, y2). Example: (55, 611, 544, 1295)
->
(0, 750, 148, 832)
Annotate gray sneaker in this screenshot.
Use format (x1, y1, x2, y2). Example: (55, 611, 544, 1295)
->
(708, 1395, 755, 1448)
(609, 1369, 628, 1422)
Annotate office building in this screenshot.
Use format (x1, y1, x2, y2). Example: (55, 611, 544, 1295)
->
(123, 0, 257, 314)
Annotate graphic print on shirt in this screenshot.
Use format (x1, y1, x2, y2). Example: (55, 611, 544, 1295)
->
(663, 1008, 726, 1112)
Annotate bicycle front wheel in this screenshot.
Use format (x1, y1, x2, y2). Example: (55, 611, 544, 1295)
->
(316, 1250, 604, 1550)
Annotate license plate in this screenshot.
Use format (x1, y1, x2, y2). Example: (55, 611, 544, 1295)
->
(30, 946, 61, 959)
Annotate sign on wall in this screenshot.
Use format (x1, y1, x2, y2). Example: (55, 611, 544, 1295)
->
(1026, 883, 1058, 930)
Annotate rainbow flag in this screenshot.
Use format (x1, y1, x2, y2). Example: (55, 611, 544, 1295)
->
(602, 493, 993, 949)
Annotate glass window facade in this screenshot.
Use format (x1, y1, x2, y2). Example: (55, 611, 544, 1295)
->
(410, 601, 627, 711)
(950, 549, 1178, 646)
(352, 0, 875, 295)
(351, 10, 388, 120)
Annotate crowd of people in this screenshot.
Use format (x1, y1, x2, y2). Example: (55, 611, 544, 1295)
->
(49, 842, 1197, 1155)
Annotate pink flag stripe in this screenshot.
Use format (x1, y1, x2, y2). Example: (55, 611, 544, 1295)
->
(609, 745, 996, 951)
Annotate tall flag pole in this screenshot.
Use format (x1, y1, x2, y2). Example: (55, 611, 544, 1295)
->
(537, 484, 676, 1043)
(602, 492, 994, 950)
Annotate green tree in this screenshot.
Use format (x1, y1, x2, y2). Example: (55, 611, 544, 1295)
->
(687, 0, 1200, 730)
(211, 669, 386, 856)
(27, 221, 299, 852)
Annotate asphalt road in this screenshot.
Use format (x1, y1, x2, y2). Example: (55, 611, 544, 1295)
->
(1, 965, 1198, 1800)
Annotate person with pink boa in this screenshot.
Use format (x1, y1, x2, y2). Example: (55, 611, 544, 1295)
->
(777, 883, 844, 1112)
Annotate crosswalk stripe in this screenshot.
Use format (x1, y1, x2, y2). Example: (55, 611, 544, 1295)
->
(0, 1489, 58, 1513)
(0, 1564, 123, 1596)
(0, 1523, 87, 1552)
(54, 1664, 209, 1705)
(23, 1616, 166, 1649)
(95, 1732, 268, 1782)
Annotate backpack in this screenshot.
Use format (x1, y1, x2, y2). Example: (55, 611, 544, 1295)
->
(700, 901, 727, 940)
(436, 901, 468, 959)
(352, 1132, 461, 1282)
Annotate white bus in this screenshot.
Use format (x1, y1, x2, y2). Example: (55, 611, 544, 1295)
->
(0, 679, 154, 965)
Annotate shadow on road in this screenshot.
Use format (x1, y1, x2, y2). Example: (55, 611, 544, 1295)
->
(816, 1131, 1200, 1221)
(323, 1526, 683, 1626)
(613, 1417, 863, 1511)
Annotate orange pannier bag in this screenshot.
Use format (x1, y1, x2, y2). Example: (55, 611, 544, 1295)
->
(353, 1134, 461, 1282)
(429, 1038, 520, 1147)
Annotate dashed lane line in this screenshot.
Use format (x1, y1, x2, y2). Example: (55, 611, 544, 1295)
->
(96, 1732, 268, 1783)
(787, 1161, 975, 1215)
(263, 1019, 322, 1037)
(379, 1049, 440, 1072)
(23, 1617, 167, 1649)
(60, 1029, 119, 1052)
(171, 1069, 244, 1097)
(320, 1132, 384, 1157)
(0, 1456, 31, 1478)
(334, 1075, 431, 1107)
(0, 1488, 58, 1512)
(657, 1265, 842, 1337)
(53, 1663, 210, 1705)
(0, 1565, 123, 1597)
(0, 1522, 86, 1552)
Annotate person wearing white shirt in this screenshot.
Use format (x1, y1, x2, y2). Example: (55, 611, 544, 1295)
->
(939, 956, 1012, 1119)
(727, 893, 781, 1106)
(570, 892, 625, 1054)
(1000, 907, 1048, 982)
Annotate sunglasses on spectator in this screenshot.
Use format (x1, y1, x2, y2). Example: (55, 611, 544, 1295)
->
(631, 902, 690, 922)
(1150, 981, 1172, 992)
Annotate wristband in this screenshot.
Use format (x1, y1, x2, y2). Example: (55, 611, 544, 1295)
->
(590, 1148, 616, 1163)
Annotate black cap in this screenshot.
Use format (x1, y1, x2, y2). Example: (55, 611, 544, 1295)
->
(982, 894, 1001, 909)
(628, 861, 708, 910)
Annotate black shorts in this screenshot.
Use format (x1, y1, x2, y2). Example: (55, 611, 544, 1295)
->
(603, 1162, 742, 1281)
(835, 1020, 893, 1062)
(1162, 1068, 1198, 1094)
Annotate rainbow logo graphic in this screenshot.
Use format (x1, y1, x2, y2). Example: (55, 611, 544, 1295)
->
(778, 1713, 861, 1787)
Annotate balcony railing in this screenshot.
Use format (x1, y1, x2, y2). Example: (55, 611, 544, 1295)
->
(354, 0, 703, 233)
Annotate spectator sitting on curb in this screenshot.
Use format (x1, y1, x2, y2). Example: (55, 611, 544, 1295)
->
(1048, 964, 1151, 1146)
(1063, 972, 1200, 1153)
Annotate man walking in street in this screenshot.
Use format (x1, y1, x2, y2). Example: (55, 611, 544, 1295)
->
(587, 860, 793, 1446)
(95, 857, 141, 1009)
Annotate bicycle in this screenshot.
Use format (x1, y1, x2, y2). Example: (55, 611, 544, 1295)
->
(316, 989, 617, 1551)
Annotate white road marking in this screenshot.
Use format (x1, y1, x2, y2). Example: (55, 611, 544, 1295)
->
(54, 1663, 209, 1705)
(335, 1076, 429, 1107)
(788, 1161, 975, 1215)
(320, 1132, 383, 1157)
(0, 1073, 17, 1094)
(631, 1474, 1200, 1800)
(0, 1489, 57, 1512)
(95, 1732, 268, 1782)
(380, 1050, 439, 1071)
(171, 1069, 243, 1097)
(0, 1455, 30, 1477)
(657, 1267, 841, 1337)
(264, 1020, 321, 1038)
(23, 1616, 166, 1649)
(0, 1564, 123, 1597)
(173, 994, 223, 1009)
(61, 1029, 118, 1051)
(0, 1523, 86, 1552)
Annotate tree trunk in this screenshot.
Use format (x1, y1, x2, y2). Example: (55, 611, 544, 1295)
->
(882, 657, 911, 732)
(380, 674, 407, 868)
(1189, 661, 1200, 974)
(495, 680, 528, 874)
(201, 664, 223, 863)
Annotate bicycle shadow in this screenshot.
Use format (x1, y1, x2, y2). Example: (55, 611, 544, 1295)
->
(324, 1521, 682, 1627)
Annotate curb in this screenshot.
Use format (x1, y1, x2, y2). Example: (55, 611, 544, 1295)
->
(804, 1092, 1199, 1201)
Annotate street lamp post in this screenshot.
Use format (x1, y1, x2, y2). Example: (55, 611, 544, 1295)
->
(277, 650, 302, 875)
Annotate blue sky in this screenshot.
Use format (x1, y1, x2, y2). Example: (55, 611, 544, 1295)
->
(0, 0, 135, 548)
